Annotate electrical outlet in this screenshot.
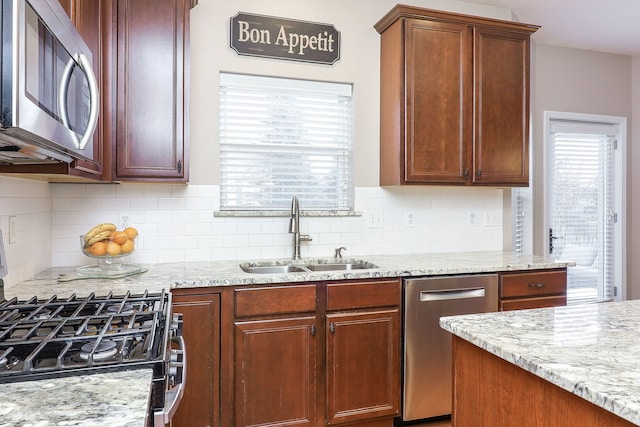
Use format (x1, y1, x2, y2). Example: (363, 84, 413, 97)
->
(404, 211, 415, 227)
(367, 211, 384, 228)
(119, 213, 132, 230)
(484, 211, 503, 227)
(467, 210, 479, 226)
(8, 215, 16, 244)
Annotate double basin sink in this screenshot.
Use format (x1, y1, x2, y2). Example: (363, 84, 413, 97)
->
(240, 260, 378, 274)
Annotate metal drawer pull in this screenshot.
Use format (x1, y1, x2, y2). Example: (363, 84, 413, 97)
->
(528, 283, 545, 288)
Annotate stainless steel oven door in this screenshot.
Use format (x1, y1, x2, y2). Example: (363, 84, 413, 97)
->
(153, 314, 187, 427)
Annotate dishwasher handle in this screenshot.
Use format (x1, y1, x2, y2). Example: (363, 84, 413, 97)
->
(420, 287, 486, 302)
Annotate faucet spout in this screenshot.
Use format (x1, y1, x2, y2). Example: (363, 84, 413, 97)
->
(289, 196, 311, 259)
(289, 196, 299, 233)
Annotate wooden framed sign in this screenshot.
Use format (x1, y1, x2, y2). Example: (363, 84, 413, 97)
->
(230, 12, 341, 65)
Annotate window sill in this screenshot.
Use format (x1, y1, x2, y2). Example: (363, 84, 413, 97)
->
(214, 210, 362, 218)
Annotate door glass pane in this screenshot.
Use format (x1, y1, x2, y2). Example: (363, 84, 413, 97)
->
(550, 127, 615, 304)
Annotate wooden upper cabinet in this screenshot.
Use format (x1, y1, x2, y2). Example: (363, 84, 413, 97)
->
(473, 27, 532, 185)
(375, 5, 539, 187)
(113, 0, 190, 181)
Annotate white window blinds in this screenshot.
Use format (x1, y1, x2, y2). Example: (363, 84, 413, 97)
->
(219, 72, 354, 211)
(549, 120, 616, 304)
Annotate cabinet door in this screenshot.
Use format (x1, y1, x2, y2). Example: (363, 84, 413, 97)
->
(326, 309, 400, 424)
(403, 18, 471, 184)
(473, 27, 530, 185)
(115, 0, 188, 181)
(235, 317, 317, 427)
(171, 292, 220, 427)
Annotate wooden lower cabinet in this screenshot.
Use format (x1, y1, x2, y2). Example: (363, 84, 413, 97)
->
(235, 317, 317, 427)
(171, 291, 221, 427)
(499, 269, 567, 311)
(233, 279, 401, 427)
(326, 310, 400, 424)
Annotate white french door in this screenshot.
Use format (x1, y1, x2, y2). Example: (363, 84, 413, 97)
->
(545, 112, 625, 304)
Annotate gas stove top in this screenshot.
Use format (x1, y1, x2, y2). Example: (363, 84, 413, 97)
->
(0, 289, 173, 382)
(0, 289, 185, 426)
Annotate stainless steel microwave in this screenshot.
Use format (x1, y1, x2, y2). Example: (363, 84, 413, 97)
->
(0, 0, 99, 164)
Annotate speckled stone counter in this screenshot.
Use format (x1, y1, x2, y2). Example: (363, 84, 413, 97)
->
(7, 251, 572, 300)
(2, 250, 572, 426)
(440, 300, 640, 425)
(0, 369, 153, 427)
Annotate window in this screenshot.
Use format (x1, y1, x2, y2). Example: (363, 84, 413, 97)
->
(218, 72, 354, 211)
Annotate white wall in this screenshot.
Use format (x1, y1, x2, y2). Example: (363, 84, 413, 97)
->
(531, 44, 633, 297)
(188, 0, 511, 186)
(0, 0, 530, 289)
(630, 56, 640, 300)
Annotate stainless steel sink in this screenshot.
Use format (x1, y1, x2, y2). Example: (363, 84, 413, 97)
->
(239, 260, 378, 274)
(240, 265, 308, 274)
(305, 263, 375, 271)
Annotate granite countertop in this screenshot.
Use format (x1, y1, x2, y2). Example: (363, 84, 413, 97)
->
(7, 251, 572, 300)
(440, 300, 640, 425)
(0, 369, 153, 427)
(2, 250, 572, 426)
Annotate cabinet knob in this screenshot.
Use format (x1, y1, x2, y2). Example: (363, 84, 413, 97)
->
(476, 170, 482, 178)
(528, 283, 545, 288)
(463, 168, 469, 179)
(310, 325, 316, 336)
(177, 160, 182, 173)
(329, 322, 335, 334)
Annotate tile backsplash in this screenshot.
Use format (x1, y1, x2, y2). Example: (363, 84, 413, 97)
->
(1, 176, 504, 289)
(0, 176, 53, 288)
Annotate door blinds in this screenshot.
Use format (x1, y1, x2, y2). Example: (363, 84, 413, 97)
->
(549, 119, 616, 304)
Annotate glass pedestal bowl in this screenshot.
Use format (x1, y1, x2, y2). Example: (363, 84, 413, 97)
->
(78, 234, 141, 278)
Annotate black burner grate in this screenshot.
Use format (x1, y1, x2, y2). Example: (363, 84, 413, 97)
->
(0, 290, 171, 383)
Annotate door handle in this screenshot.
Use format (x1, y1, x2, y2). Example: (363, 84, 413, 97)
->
(548, 228, 564, 253)
(58, 53, 100, 151)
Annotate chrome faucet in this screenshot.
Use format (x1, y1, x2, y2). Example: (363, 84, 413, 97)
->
(289, 196, 312, 259)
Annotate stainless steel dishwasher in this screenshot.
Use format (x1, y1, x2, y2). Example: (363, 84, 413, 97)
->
(402, 274, 499, 421)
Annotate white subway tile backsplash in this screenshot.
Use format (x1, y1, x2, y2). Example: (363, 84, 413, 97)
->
(1, 178, 505, 288)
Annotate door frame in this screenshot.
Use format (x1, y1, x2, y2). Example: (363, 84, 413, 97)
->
(543, 111, 627, 301)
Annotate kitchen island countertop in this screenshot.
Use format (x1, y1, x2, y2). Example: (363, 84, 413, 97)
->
(440, 300, 640, 426)
(7, 250, 572, 300)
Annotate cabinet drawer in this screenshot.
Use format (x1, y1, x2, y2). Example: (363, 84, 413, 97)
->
(500, 295, 567, 311)
(327, 279, 401, 311)
(500, 270, 567, 298)
(235, 285, 316, 317)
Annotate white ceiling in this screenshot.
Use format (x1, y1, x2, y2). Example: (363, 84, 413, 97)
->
(471, 0, 640, 56)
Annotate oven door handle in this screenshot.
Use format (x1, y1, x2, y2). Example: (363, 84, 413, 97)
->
(154, 335, 186, 427)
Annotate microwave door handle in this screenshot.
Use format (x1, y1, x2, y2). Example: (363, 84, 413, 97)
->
(58, 54, 99, 151)
(58, 56, 78, 145)
(76, 53, 99, 150)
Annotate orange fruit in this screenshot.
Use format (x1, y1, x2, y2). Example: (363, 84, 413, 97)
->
(123, 227, 139, 239)
(110, 231, 128, 245)
(89, 241, 107, 256)
(106, 241, 122, 256)
(120, 239, 134, 253)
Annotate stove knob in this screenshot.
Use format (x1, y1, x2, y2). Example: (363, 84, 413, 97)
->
(170, 313, 183, 338)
